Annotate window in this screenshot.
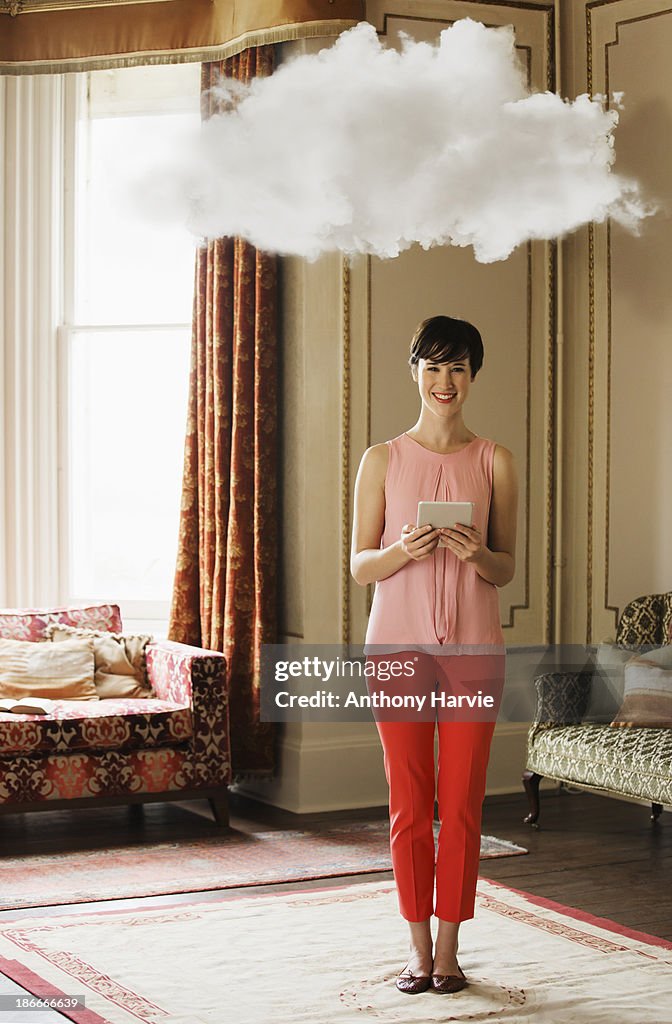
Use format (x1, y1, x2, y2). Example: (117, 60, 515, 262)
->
(62, 64, 201, 634)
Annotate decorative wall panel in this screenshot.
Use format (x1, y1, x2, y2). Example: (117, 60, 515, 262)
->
(346, 1, 556, 646)
(584, 0, 672, 641)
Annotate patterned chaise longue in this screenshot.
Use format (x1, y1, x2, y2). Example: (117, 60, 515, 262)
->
(0, 604, 231, 826)
(523, 593, 672, 827)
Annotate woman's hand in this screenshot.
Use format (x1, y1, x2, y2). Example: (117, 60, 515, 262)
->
(444, 446, 517, 586)
(400, 523, 441, 561)
(439, 523, 486, 563)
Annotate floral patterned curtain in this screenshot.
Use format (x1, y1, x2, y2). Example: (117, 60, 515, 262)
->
(169, 48, 278, 781)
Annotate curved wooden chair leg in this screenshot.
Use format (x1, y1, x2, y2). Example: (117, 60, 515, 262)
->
(522, 769, 543, 828)
(651, 802, 663, 823)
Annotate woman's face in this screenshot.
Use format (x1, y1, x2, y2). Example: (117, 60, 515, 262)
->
(414, 356, 472, 418)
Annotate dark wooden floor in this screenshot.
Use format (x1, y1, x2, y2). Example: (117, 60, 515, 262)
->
(480, 788, 672, 941)
(0, 787, 669, 940)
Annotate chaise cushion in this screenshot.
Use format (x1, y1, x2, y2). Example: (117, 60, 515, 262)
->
(616, 593, 672, 649)
(527, 722, 672, 805)
(585, 643, 631, 722)
(533, 671, 591, 725)
(611, 645, 672, 728)
(0, 698, 192, 756)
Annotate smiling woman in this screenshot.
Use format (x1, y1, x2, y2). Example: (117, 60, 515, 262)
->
(408, 316, 482, 432)
(350, 313, 518, 996)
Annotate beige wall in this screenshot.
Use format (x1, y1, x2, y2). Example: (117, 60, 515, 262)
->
(559, 0, 672, 643)
(608, 10, 672, 617)
(237, 0, 672, 812)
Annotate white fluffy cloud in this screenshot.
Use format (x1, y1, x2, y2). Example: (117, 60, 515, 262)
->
(139, 19, 654, 263)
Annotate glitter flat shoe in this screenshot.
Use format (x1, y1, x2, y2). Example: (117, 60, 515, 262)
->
(395, 963, 432, 994)
(430, 962, 467, 994)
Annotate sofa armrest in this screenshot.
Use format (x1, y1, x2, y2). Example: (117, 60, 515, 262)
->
(146, 641, 228, 743)
(145, 641, 230, 783)
(532, 671, 592, 728)
(145, 641, 223, 702)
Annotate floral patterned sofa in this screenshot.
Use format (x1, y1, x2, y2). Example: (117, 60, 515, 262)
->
(523, 593, 672, 827)
(0, 604, 231, 826)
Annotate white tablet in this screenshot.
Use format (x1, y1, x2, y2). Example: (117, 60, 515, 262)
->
(417, 501, 474, 548)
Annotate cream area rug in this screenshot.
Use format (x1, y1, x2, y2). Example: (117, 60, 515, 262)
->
(0, 877, 670, 1024)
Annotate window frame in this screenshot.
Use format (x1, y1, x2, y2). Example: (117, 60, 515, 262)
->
(58, 68, 197, 636)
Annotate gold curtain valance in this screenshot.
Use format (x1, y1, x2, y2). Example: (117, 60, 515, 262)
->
(0, 0, 365, 75)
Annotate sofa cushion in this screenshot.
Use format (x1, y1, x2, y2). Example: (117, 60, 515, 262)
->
(47, 624, 154, 699)
(0, 637, 98, 702)
(611, 645, 672, 728)
(616, 593, 672, 649)
(0, 605, 123, 642)
(626, 644, 672, 669)
(0, 698, 192, 756)
(526, 722, 672, 805)
(585, 643, 632, 723)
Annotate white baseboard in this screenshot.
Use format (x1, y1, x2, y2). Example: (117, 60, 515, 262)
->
(233, 723, 538, 814)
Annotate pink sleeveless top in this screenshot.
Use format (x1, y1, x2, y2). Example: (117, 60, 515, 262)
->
(364, 432, 505, 656)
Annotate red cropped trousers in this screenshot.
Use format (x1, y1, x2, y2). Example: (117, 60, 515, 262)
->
(367, 651, 504, 923)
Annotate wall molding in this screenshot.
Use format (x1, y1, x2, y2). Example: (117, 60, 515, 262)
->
(341, 255, 352, 643)
(585, 0, 672, 642)
(343, 1, 556, 647)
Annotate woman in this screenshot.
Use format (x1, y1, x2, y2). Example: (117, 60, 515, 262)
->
(350, 315, 517, 995)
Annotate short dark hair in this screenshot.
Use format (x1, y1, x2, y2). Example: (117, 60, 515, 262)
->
(408, 316, 484, 379)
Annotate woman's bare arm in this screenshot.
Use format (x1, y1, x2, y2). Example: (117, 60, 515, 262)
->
(350, 444, 440, 586)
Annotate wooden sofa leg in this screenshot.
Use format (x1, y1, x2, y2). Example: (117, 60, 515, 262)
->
(208, 792, 230, 829)
(522, 770, 543, 828)
(651, 802, 663, 823)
